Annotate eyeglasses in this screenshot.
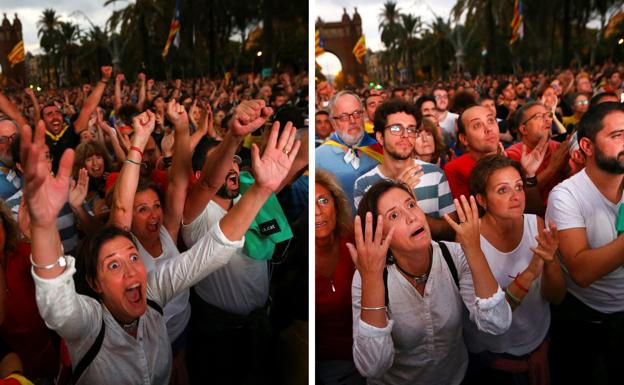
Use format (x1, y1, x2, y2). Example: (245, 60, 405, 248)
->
(575, 100, 589, 105)
(522, 111, 553, 125)
(0, 133, 16, 144)
(316, 195, 333, 207)
(385, 124, 419, 137)
(233, 155, 242, 165)
(332, 110, 364, 122)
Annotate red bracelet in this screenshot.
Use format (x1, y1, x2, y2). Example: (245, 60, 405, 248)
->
(512, 277, 529, 293)
(130, 146, 144, 157)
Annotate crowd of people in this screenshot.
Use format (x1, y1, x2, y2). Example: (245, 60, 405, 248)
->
(315, 64, 624, 385)
(0, 67, 309, 385)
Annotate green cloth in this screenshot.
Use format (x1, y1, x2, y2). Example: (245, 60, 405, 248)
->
(239, 171, 293, 260)
(617, 204, 624, 235)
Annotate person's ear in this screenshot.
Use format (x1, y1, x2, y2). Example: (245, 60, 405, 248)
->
(87, 276, 103, 295)
(458, 132, 469, 147)
(579, 137, 593, 158)
(375, 131, 384, 146)
(475, 193, 487, 210)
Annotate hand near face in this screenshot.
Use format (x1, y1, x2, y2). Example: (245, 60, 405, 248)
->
(397, 165, 423, 191)
(230, 99, 273, 137)
(520, 134, 548, 177)
(346, 213, 395, 280)
(251, 120, 299, 193)
(20, 121, 74, 227)
(531, 222, 559, 265)
(443, 195, 481, 254)
(69, 168, 89, 209)
(101, 66, 113, 82)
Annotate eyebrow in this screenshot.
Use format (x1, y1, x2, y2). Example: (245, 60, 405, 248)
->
(103, 245, 135, 260)
(381, 197, 412, 215)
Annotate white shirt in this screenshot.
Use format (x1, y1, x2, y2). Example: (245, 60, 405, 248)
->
(136, 226, 191, 342)
(438, 111, 458, 146)
(33, 223, 242, 385)
(546, 169, 624, 313)
(181, 197, 269, 316)
(464, 214, 550, 356)
(351, 241, 511, 385)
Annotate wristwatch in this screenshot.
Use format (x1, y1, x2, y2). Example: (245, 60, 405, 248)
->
(525, 175, 538, 188)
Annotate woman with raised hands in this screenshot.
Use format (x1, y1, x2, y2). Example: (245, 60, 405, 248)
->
(349, 181, 512, 385)
(21, 95, 299, 384)
(462, 155, 565, 385)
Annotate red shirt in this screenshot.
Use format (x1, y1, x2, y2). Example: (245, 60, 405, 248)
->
(315, 240, 356, 361)
(0, 242, 59, 379)
(507, 140, 565, 202)
(443, 153, 477, 199)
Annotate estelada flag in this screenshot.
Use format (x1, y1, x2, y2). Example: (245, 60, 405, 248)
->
(315, 30, 325, 57)
(353, 35, 366, 64)
(8, 40, 25, 67)
(510, 0, 524, 45)
(162, 0, 181, 57)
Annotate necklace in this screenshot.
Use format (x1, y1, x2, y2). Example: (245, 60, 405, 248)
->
(121, 319, 139, 335)
(394, 255, 432, 285)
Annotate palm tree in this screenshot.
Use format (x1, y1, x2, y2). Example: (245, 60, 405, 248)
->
(58, 22, 80, 85)
(37, 8, 61, 86)
(379, 1, 402, 81)
(400, 14, 421, 82)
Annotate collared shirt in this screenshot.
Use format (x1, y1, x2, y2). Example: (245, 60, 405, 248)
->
(181, 197, 269, 316)
(353, 159, 454, 217)
(33, 223, 242, 385)
(352, 242, 511, 385)
(316, 136, 381, 214)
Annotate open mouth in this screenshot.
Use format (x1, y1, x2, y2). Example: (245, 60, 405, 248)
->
(146, 221, 159, 232)
(315, 220, 327, 229)
(124, 283, 143, 304)
(411, 226, 425, 238)
(226, 172, 239, 187)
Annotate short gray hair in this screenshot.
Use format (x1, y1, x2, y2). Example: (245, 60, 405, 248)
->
(327, 90, 363, 118)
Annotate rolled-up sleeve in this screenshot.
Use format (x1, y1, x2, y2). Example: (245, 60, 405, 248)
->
(351, 272, 395, 379)
(148, 222, 244, 305)
(32, 256, 101, 343)
(445, 242, 512, 335)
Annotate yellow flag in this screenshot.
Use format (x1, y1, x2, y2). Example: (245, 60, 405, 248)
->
(352, 35, 366, 64)
(8, 40, 25, 67)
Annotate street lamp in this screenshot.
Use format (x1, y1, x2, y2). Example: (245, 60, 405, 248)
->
(257, 51, 263, 57)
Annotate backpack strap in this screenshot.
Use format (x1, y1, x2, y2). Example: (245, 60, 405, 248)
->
(71, 316, 105, 384)
(439, 242, 460, 289)
(147, 298, 164, 315)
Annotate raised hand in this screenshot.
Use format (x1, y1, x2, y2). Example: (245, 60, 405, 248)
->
(101, 66, 113, 83)
(69, 168, 89, 210)
(24, 88, 36, 99)
(147, 79, 155, 90)
(521, 134, 548, 177)
(531, 222, 559, 265)
(115, 73, 125, 84)
(137, 72, 146, 83)
(443, 195, 481, 254)
(230, 99, 273, 137)
(132, 110, 156, 140)
(165, 99, 189, 130)
(20, 121, 74, 228)
(346, 213, 394, 279)
(250, 120, 300, 193)
(397, 165, 423, 191)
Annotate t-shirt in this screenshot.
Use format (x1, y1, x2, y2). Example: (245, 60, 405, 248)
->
(46, 125, 80, 172)
(546, 169, 624, 313)
(443, 154, 477, 199)
(464, 215, 550, 356)
(181, 197, 269, 316)
(0, 164, 20, 200)
(353, 159, 454, 217)
(438, 111, 458, 147)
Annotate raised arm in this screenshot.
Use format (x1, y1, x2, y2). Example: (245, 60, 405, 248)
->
(0, 90, 27, 128)
(74, 66, 113, 135)
(136, 73, 146, 112)
(183, 99, 273, 224)
(24, 88, 40, 126)
(109, 110, 155, 230)
(20, 121, 74, 279)
(218, 120, 300, 241)
(113, 73, 124, 115)
(162, 100, 192, 242)
(97, 116, 127, 162)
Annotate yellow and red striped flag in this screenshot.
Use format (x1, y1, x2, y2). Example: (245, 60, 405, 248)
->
(315, 30, 325, 57)
(7, 40, 24, 67)
(510, 0, 524, 45)
(352, 35, 366, 64)
(162, 0, 181, 57)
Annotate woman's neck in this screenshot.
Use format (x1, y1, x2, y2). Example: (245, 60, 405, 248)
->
(139, 234, 162, 258)
(315, 234, 341, 278)
(392, 245, 431, 276)
(481, 213, 524, 252)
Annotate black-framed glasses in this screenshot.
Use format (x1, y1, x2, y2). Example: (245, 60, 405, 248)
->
(0, 133, 16, 144)
(332, 110, 364, 122)
(522, 111, 553, 125)
(385, 124, 419, 137)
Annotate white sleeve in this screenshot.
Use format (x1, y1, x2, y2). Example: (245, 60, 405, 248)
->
(32, 256, 102, 346)
(148, 222, 244, 306)
(443, 242, 512, 335)
(181, 206, 212, 248)
(546, 186, 585, 231)
(351, 271, 395, 379)
(353, 177, 365, 211)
